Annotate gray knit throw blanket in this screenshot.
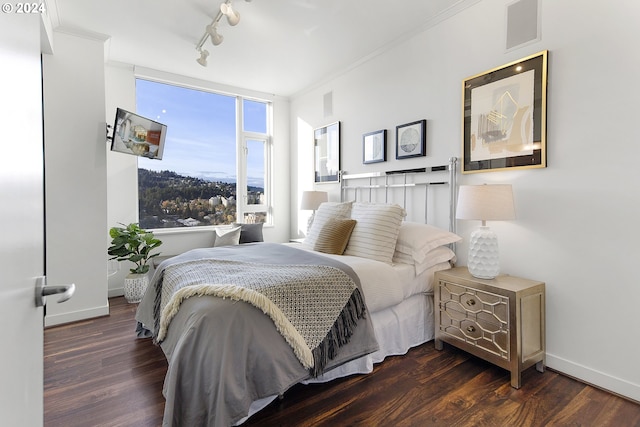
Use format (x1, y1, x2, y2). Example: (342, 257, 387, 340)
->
(152, 259, 367, 377)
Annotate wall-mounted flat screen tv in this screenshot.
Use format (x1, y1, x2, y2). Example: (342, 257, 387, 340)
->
(111, 108, 166, 160)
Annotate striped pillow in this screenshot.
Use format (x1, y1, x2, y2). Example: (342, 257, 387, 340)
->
(344, 202, 406, 263)
(303, 201, 353, 249)
(314, 218, 357, 255)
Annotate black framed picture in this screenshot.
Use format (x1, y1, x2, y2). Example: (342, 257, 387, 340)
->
(396, 120, 426, 159)
(462, 50, 548, 173)
(314, 121, 340, 183)
(363, 129, 386, 164)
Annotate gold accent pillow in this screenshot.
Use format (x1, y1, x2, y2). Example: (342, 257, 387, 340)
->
(313, 218, 357, 255)
(303, 201, 353, 249)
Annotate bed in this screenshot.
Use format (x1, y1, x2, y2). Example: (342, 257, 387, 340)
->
(135, 158, 460, 426)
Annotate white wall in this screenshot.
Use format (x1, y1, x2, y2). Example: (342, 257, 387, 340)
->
(290, 0, 640, 401)
(104, 65, 292, 296)
(42, 31, 109, 326)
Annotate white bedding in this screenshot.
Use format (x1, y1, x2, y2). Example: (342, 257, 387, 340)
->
(310, 292, 434, 381)
(285, 243, 451, 312)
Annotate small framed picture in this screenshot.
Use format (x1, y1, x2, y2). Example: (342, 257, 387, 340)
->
(314, 121, 340, 183)
(362, 129, 386, 164)
(396, 120, 426, 159)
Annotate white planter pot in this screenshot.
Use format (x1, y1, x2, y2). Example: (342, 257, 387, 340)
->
(124, 273, 149, 303)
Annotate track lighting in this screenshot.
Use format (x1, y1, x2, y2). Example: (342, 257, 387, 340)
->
(195, 0, 251, 67)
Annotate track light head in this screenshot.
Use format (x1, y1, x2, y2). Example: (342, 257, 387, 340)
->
(220, 2, 240, 26)
(196, 48, 209, 67)
(206, 24, 224, 46)
(207, 25, 224, 46)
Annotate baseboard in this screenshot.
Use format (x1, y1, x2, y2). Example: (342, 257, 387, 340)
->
(44, 303, 110, 327)
(108, 286, 124, 298)
(547, 353, 640, 403)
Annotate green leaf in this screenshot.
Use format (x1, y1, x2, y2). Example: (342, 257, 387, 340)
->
(107, 222, 162, 272)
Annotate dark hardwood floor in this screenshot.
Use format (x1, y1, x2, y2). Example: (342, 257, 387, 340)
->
(44, 297, 640, 426)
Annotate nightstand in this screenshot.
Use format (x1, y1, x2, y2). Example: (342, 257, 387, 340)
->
(434, 267, 545, 388)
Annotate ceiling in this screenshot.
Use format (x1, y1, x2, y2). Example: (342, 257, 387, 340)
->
(49, 0, 478, 97)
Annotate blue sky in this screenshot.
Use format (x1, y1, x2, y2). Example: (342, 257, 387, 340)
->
(135, 79, 266, 188)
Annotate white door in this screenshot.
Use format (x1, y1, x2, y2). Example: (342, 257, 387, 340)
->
(0, 14, 46, 427)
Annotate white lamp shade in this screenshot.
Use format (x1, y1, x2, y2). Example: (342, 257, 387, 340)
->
(456, 184, 515, 222)
(300, 191, 328, 211)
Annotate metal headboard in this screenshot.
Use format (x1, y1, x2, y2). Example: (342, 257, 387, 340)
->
(340, 157, 458, 234)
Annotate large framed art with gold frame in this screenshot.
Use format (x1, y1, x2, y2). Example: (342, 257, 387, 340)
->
(462, 50, 548, 174)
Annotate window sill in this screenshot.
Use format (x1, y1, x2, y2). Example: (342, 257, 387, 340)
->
(149, 223, 273, 236)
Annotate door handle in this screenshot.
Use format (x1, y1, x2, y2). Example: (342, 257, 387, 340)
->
(35, 276, 76, 307)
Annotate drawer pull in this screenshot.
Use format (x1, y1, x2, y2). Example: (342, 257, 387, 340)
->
(466, 325, 476, 333)
(466, 299, 476, 306)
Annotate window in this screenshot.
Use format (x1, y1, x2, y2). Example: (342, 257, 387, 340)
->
(136, 79, 271, 229)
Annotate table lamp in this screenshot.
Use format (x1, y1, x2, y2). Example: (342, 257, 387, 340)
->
(300, 190, 328, 233)
(456, 184, 516, 279)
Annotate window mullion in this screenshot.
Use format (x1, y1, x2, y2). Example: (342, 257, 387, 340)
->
(236, 97, 246, 221)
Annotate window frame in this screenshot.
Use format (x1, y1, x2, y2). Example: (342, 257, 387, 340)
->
(134, 77, 273, 230)
(236, 98, 272, 224)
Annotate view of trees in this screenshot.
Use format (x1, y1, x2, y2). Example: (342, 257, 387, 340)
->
(138, 169, 263, 229)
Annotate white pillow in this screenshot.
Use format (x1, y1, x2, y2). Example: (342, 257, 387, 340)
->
(394, 222, 461, 264)
(415, 247, 456, 275)
(344, 202, 406, 264)
(303, 201, 353, 249)
(393, 245, 457, 275)
(213, 226, 241, 247)
(391, 250, 415, 265)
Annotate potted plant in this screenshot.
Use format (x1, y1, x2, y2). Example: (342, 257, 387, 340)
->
(108, 223, 162, 303)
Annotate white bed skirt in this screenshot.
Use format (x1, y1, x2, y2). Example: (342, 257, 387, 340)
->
(238, 293, 434, 424)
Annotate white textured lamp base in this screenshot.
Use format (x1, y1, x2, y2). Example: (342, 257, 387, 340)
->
(307, 212, 315, 234)
(467, 226, 500, 279)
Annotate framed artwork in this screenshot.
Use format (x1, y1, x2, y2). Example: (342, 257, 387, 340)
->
(462, 50, 548, 174)
(363, 129, 386, 164)
(314, 121, 340, 183)
(396, 120, 426, 159)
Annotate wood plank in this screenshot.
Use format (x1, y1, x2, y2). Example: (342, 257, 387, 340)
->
(44, 297, 166, 427)
(44, 297, 640, 426)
